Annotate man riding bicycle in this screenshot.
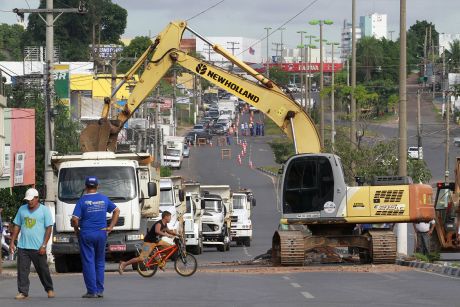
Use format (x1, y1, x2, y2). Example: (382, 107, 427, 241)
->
(118, 211, 178, 274)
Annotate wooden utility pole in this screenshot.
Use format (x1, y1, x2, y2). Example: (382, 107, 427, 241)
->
(227, 41, 240, 72)
(351, 0, 357, 150)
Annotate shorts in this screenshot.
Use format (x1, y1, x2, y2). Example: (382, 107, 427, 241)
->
(139, 242, 156, 259)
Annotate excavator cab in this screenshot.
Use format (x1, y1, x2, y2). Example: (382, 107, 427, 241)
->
(281, 154, 347, 220)
(432, 182, 459, 250)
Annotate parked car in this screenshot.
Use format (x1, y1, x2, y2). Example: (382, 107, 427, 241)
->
(211, 123, 226, 135)
(192, 124, 206, 133)
(407, 146, 423, 160)
(183, 144, 190, 158)
(454, 138, 460, 147)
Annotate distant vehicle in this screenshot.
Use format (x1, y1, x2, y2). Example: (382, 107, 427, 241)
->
(286, 84, 299, 93)
(408, 146, 423, 160)
(185, 131, 212, 145)
(183, 144, 190, 158)
(211, 123, 226, 135)
(192, 124, 206, 133)
(249, 106, 259, 113)
(207, 110, 220, 120)
(454, 137, 460, 147)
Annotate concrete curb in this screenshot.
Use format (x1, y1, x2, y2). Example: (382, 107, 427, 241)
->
(256, 167, 278, 177)
(396, 259, 460, 278)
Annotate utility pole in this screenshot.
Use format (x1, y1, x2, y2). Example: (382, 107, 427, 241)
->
(227, 41, 240, 72)
(279, 27, 286, 64)
(443, 48, 449, 182)
(202, 45, 214, 62)
(389, 30, 395, 41)
(430, 27, 435, 102)
(319, 22, 325, 147)
(297, 31, 306, 108)
(417, 89, 422, 148)
(351, 0, 357, 150)
(305, 35, 315, 111)
(329, 42, 339, 151)
(272, 43, 282, 63)
(264, 27, 272, 78)
(110, 55, 117, 118)
(397, 0, 408, 256)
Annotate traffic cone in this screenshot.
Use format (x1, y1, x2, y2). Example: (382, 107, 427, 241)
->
(237, 155, 242, 165)
(249, 160, 253, 169)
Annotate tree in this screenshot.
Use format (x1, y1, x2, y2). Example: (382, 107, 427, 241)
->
(269, 66, 290, 86)
(0, 24, 25, 60)
(356, 37, 384, 82)
(118, 36, 152, 73)
(446, 40, 460, 73)
(407, 20, 438, 69)
(23, 0, 127, 61)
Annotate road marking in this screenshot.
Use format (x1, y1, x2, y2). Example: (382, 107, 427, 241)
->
(415, 269, 460, 280)
(301, 291, 315, 299)
(290, 282, 301, 288)
(282, 276, 290, 280)
(243, 246, 252, 258)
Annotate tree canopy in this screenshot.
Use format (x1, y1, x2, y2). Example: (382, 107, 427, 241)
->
(23, 0, 127, 61)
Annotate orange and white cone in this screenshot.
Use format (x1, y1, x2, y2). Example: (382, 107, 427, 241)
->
(249, 160, 253, 169)
(237, 155, 242, 165)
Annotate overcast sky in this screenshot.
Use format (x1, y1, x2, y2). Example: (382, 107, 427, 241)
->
(1, 0, 458, 52)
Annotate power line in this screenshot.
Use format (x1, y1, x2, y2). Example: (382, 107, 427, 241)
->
(186, 0, 226, 21)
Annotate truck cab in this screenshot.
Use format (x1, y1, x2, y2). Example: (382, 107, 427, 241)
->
(231, 190, 256, 247)
(200, 185, 232, 252)
(157, 177, 185, 233)
(51, 152, 159, 273)
(184, 182, 204, 255)
(162, 136, 185, 169)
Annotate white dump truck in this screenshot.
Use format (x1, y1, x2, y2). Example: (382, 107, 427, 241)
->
(200, 185, 232, 252)
(231, 189, 256, 247)
(183, 182, 204, 254)
(162, 136, 185, 169)
(51, 152, 160, 273)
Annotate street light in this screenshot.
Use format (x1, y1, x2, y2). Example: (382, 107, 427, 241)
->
(310, 19, 333, 147)
(264, 27, 272, 78)
(327, 42, 340, 151)
(297, 30, 307, 108)
(305, 35, 316, 111)
(279, 27, 286, 64)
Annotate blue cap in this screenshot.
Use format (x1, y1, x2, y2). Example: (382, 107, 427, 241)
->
(85, 176, 99, 187)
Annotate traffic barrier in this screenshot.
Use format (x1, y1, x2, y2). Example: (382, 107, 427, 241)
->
(221, 148, 231, 160)
(217, 137, 226, 146)
(237, 154, 242, 165)
(197, 138, 207, 146)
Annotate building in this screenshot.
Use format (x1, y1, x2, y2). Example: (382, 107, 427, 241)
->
(360, 13, 387, 39)
(439, 33, 460, 54)
(340, 19, 362, 59)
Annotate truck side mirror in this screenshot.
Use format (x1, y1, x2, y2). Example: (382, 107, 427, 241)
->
(179, 190, 185, 202)
(251, 198, 256, 207)
(148, 182, 157, 197)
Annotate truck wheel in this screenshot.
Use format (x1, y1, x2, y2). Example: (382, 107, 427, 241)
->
(225, 241, 230, 251)
(55, 256, 69, 273)
(244, 239, 251, 247)
(189, 245, 201, 255)
(217, 245, 225, 252)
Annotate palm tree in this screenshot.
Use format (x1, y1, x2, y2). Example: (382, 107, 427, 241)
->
(446, 40, 460, 72)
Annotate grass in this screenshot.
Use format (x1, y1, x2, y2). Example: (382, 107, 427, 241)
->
(259, 165, 281, 175)
(264, 117, 283, 136)
(413, 252, 440, 263)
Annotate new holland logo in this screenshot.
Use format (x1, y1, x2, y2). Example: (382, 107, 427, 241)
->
(196, 64, 207, 75)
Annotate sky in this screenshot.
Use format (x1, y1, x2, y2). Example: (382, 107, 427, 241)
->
(0, 0, 459, 53)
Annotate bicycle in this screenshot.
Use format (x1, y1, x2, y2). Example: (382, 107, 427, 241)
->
(135, 237, 197, 278)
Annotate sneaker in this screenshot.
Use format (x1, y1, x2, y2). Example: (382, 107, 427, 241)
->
(47, 290, 55, 298)
(15, 293, 28, 300)
(82, 293, 98, 298)
(97, 293, 104, 298)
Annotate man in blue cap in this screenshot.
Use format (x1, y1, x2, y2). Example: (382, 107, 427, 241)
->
(71, 176, 120, 298)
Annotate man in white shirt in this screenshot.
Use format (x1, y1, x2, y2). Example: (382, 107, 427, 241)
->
(413, 220, 435, 255)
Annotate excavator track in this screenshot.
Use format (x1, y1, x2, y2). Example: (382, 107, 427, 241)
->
(369, 230, 397, 264)
(272, 230, 305, 266)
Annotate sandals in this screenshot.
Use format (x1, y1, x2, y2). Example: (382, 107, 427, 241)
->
(118, 262, 125, 275)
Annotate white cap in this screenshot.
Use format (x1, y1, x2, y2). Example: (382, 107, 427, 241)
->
(24, 188, 39, 201)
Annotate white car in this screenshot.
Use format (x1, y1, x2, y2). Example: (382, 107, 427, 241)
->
(407, 146, 423, 160)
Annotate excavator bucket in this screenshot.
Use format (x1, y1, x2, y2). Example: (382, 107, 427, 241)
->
(79, 119, 119, 152)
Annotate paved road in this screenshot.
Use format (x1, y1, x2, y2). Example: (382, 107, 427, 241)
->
(176, 110, 279, 264)
(1, 268, 459, 306)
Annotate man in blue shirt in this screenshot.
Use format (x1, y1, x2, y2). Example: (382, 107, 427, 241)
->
(71, 176, 120, 298)
(9, 188, 54, 300)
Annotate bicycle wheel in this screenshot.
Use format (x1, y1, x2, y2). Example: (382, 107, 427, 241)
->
(136, 260, 158, 278)
(174, 253, 197, 277)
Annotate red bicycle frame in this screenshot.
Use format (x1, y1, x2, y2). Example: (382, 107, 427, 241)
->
(145, 244, 178, 267)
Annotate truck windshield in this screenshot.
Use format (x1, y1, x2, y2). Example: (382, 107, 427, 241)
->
(204, 199, 222, 212)
(160, 189, 173, 205)
(58, 166, 136, 203)
(232, 195, 245, 210)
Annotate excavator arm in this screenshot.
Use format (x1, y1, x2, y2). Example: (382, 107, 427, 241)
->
(79, 20, 320, 154)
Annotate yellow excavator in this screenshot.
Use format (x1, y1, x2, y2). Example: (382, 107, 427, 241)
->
(80, 21, 435, 265)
